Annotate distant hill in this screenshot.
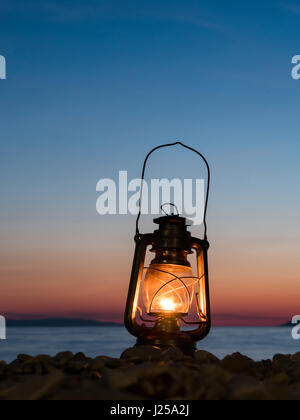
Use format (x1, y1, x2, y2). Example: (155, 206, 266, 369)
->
(281, 321, 300, 327)
(6, 318, 123, 328)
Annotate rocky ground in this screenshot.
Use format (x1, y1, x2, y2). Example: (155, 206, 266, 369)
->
(0, 346, 300, 400)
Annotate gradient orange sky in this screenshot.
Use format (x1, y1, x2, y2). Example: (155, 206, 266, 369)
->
(1, 205, 299, 326)
(1, 0, 300, 326)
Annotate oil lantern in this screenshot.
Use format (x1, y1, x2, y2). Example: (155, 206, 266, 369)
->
(124, 142, 211, 354)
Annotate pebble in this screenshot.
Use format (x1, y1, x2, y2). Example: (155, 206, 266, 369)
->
(0, 348, 299, 400)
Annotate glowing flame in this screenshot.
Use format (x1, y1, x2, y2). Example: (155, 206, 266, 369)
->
(143, 263, 195, 315)
(159, 298, 176, 312)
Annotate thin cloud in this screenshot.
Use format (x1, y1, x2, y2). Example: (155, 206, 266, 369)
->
(0, 0, 224, 30)
(281, 3, 300, 15)
(213, 313, 288, 322)
(146, 10, 225, 31)
(0, 0, 112, 21)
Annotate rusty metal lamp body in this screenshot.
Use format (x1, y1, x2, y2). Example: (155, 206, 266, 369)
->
(124, 142, 211, 355)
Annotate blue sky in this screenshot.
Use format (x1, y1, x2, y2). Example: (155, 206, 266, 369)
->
(0, 0, 300, 323)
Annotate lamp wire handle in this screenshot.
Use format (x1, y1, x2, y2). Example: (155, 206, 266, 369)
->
(161, 203, 179, 216)
(135, 141, 211, 240)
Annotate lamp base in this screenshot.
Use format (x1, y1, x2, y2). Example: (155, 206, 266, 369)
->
(136, 335, 196, 356)
(136, 314, 196, 356)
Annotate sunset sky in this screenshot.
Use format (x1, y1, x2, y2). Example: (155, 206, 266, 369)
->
(0, 0, 300, 326)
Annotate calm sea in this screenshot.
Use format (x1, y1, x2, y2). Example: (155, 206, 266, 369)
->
(0, 326, 299, 363)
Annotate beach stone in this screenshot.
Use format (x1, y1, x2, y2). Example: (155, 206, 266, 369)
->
(17, 355, 33, 363)
(71, 352, 87, 361)
(20, 355, 55, 375)
(227, 375, 270, 400)
(53, 352, 74, 367)
(292, 382, 300, 399)
(121, 346, 166, 362)
(0, 362, 7, 380)
(158, 346, 184, 362)
(264, 376, 294, 400)
(194, 350, 220, 365)
(291, 352, 300, 363)
(63, 352, 93, 374)
(90, 360, 108, 373)
(65, 360, 90, 374)
(103, 363, 197, 399)
(194, 364, 232, 400)
(91, 371, 102, 380)
(221, 353, 255, 374)
(269, 371, 290, 386)
(272, 354, 295, 373)
(33, 355, 53, 365)
(90, 357, 124, 373)
(3, 369, 64, 400)
(8, 359, 25, 375)
(121, 345, 184, 363)
(93, 356, 123, 369)
(103, 364, 143, 391)
(289, 365, 300, 382)
(248, 360, 273, 380)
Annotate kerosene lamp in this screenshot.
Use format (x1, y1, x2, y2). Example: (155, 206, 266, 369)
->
(124, 142, 211, 354)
